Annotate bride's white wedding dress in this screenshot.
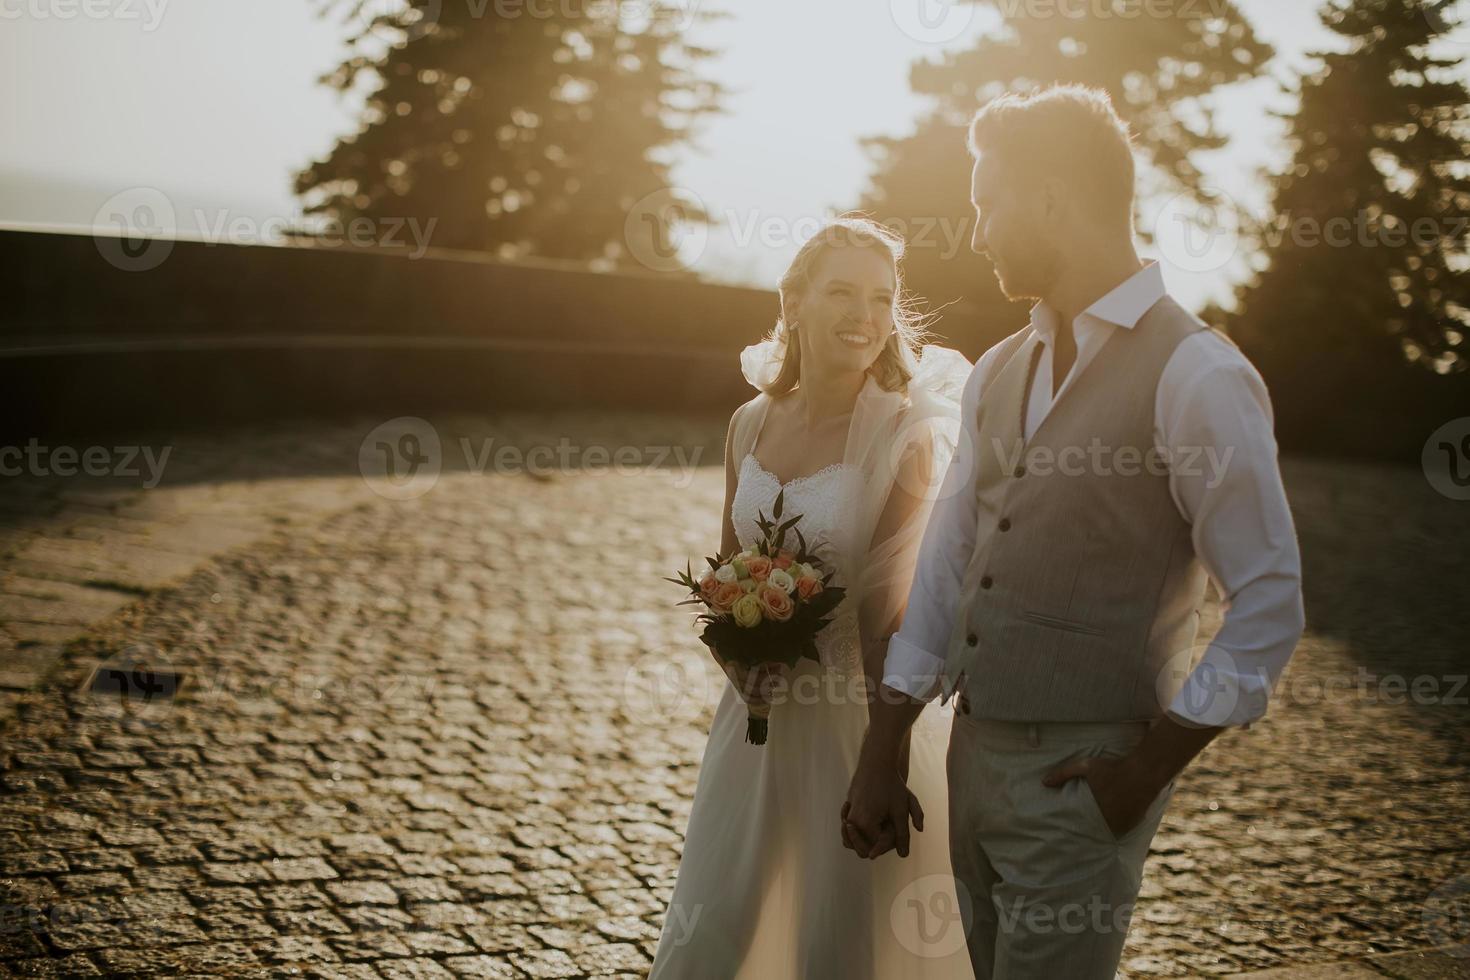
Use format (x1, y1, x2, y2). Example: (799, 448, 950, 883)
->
(648, 441, 975, 979)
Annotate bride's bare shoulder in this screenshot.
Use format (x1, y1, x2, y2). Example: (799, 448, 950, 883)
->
(729, 390, 783, 430)
(724, 393, 764, 458)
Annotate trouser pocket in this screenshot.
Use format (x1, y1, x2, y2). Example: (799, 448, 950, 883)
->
(1065, 737, 1146, 845)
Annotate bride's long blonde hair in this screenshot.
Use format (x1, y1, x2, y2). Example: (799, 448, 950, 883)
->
(755, 215, 935, 398)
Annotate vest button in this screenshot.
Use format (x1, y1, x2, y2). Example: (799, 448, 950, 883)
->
(998, 518, 1011, 532)
(966, 633, 978, 647)
(980, 575, 993, 590)
(1013, 465, 1026, 478)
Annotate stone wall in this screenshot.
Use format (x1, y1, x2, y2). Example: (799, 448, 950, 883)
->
(1, 229, 777, 439)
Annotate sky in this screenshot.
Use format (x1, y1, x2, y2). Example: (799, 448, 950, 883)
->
(0, 0, 1366, 312)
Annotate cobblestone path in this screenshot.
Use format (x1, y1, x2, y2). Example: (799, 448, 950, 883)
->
(0, 415, 1466, 978)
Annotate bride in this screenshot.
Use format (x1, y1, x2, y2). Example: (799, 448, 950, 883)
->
(649, 216, 976, 979)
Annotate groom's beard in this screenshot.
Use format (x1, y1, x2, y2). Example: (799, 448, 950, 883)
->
(993, 237, 1063, 302)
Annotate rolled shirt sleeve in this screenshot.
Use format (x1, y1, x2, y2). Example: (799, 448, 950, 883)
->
(1158, 333, 1306, 728)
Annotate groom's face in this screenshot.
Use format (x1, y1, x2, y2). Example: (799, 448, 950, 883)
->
(970, 154, 1060, 300)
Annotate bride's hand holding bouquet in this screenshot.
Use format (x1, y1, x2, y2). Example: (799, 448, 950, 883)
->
(666, 488, 846, 745)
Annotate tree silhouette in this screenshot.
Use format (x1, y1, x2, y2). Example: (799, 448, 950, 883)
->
(859, 2, 1271, 353)
(297, 0, 723, 268)
(1231, 0, 1470, 458)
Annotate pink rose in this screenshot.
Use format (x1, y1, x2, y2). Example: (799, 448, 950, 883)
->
(772, 552, 795, 571)
(708, 581, 744, 614)
(744, 555, 773, 581)
(757, 583, 795, 622)
(699, 574, 718, 596)
(795, 576, 824, 600)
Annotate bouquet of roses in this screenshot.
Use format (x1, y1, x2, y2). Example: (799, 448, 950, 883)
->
(665, 488, 846, 745)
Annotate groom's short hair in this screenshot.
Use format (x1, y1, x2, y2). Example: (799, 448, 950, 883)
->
(968, 84, 1136, 227)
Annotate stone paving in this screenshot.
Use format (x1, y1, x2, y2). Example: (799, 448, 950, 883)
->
(0, 413, 1467, 978)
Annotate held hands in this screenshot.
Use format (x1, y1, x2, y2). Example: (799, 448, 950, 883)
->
(841, 737, 924, 860)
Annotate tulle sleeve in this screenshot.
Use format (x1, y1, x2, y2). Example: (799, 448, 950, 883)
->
(837, 345, 973, 669)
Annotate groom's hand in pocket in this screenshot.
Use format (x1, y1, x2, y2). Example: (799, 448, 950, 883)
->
(1045, 718, 1222, 839)
(1042, 753, 1154, 840)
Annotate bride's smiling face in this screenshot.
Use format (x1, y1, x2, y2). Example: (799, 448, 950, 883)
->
(788, 245, 897, 379)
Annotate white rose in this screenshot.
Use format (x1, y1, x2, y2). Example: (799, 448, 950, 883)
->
(714, 563, 737, 583)
(766, 568, 796, 594)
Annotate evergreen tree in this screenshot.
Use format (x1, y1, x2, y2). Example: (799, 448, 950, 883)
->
(1232, 0, 1470, 459)
(860, 2, 1271, 352)
(297, 0, 722, 267)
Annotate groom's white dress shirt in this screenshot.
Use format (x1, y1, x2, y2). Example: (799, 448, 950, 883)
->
(882, 261, 1305, 728)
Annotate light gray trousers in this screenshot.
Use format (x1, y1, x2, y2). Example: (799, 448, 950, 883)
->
(946, 711, 1175, 980)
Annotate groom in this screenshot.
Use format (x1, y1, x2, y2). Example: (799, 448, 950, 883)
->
(843, 85, 1304, 978)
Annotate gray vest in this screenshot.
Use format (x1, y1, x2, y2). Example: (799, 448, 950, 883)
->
(940, 296, 1215, 722)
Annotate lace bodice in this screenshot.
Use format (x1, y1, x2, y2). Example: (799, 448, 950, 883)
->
(730, 451, 865, 675)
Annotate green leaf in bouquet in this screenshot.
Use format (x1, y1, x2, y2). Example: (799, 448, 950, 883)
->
(772, 488, 784, 520)
(664, 561, 701, 592)
(803, 584, 846, 620)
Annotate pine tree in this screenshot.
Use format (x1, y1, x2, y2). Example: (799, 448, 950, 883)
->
(1234, 0, 1464, 399)
(296, 0, 722, 268)
(859, 2, 1271, 352)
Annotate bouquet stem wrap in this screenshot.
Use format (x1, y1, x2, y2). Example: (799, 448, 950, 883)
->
(715, 659, 788, 746)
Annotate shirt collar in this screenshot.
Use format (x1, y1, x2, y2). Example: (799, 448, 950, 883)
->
(1029, 261, 1167, 342)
